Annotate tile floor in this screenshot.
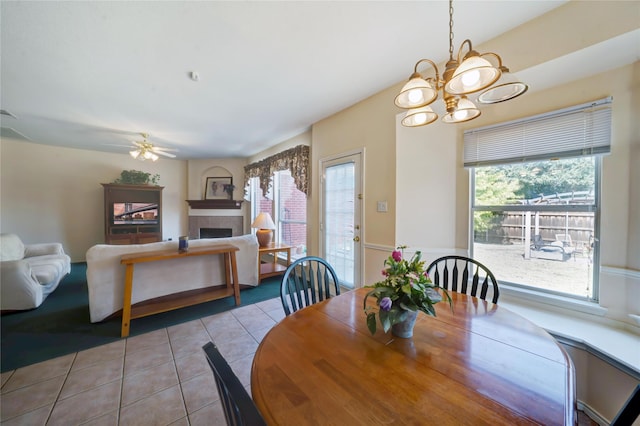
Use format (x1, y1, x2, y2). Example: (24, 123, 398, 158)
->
(1, 296, 598, 426)
(0, 297, 285, 426)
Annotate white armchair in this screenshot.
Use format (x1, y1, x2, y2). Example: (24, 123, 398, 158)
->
(1, 234, 71, 311)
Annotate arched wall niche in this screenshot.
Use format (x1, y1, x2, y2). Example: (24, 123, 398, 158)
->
(201, 166, 233, 199)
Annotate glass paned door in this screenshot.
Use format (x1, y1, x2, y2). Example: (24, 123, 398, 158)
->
(321, 152, 362, 288)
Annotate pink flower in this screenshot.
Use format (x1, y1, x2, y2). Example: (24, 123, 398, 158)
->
(392, 250, 402, 262)
(381, 269, 389, 276)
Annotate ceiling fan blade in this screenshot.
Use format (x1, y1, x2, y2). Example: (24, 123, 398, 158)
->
(103, 143, 137, 149)
(154, 150, 176, 158)
(151, 146, 179, 152)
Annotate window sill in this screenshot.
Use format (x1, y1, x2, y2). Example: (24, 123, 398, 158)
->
(499, 286, 640, 378)
(500, 284, 607, 316)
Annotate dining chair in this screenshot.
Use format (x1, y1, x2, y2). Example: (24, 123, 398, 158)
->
(426, 255, 500, 303)
(611, 383, 640, 426)
(202, 342, 266, 426)
(280, 256, 341, 315)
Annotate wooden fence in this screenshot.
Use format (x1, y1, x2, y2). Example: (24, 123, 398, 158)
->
(477, 212, 594, 248)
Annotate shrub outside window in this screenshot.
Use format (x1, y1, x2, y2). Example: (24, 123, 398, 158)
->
(471, 157, 599, 300)
(465, 98, 610, 301)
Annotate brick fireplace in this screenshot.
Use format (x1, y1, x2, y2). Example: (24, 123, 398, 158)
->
(188, 216, 243, 239)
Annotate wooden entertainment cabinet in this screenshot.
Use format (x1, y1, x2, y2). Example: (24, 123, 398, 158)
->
(102, 183, 163, 244)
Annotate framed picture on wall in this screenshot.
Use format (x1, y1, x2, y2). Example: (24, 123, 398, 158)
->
(205, 177, 234, 200)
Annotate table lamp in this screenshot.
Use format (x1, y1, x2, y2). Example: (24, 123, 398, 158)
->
(251, 212, 276, 247)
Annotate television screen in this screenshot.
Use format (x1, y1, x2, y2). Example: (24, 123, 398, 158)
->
(113, 202, 158, 225)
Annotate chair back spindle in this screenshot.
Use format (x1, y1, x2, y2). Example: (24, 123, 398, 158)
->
(426, 256, 499, 304)
(280, 256, 340, 315)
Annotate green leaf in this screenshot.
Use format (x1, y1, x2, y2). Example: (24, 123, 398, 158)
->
(379, 310, 391, 333)
(366, 313, 377, 335)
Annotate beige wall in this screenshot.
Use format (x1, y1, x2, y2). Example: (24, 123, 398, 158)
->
(0, 140, 188, 262)
(311, 83, 400, 285)
(310, 0, 639, 327)
(0, 133, 311, 262)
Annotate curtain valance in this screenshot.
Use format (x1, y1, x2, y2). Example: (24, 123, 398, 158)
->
(244, 145, 310, 197)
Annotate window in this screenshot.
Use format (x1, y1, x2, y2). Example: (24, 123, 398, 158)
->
(466, 98, 611, 300)
(250, 170, 307, 259)
(471, 158, 598, 298)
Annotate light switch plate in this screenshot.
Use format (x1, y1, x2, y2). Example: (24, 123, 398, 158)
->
(377, 201, 388, 212)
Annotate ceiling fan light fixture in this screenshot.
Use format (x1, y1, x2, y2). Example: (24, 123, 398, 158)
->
(142, 150, 159, 161)
(130, 150, 140, 159)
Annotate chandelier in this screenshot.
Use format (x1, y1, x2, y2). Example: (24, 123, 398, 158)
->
(129, 142, 159, 162)
(395, 0, 528, 127)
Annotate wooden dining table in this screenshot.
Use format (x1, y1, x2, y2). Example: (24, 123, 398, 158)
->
(251, 288, 576, 425)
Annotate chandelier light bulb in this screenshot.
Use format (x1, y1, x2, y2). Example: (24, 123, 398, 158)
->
(454, 108, 469, 121)
(461, 69, 480, 88)
(408, 89, 424, 104)
(414, 113, 428, 125)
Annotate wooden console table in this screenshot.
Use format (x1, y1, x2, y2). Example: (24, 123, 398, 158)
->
(120, 244, 239, 337)
(258, 243, 291, 283)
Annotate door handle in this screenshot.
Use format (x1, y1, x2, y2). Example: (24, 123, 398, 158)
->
(353, 236, 360, 242)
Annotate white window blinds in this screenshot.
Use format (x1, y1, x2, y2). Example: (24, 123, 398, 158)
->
(463, 97, 612, 167)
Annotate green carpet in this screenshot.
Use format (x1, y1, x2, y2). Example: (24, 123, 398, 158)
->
(1, 263, 282, 373)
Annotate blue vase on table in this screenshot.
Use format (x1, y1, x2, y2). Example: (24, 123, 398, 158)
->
(391, 310, 418, 338)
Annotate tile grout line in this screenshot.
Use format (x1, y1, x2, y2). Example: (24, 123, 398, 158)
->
(0, 298, 283, 424)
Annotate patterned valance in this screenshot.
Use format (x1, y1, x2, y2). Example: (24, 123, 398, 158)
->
(244, 145, 310, 197)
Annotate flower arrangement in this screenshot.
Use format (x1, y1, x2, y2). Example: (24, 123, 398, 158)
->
(363, 246, 451, 335)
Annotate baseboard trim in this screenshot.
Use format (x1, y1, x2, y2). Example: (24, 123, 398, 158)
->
(578, 400, 608, 426)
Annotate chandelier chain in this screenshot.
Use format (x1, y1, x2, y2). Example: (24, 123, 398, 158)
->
(448, 0, 454, 60)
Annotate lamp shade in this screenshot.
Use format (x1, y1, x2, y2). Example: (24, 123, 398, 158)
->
(251, 212, 276, 247)
(445, 55, 500, 95)
(442, 97, 480, 123)
(251, 212, 276, 230)
(394, 74, 437, 109)
(477, 70, 528, 104)
(401, 105, 438, 127)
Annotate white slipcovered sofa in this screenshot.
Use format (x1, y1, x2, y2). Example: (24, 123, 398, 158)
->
(0, 233, 71, 311)
(86, 234, 259, 323)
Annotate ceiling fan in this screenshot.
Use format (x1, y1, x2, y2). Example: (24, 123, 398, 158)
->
(126, 133, 178, 161)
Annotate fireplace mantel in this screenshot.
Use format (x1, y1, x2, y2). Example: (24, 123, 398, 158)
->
(186, 200, 244, 209)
